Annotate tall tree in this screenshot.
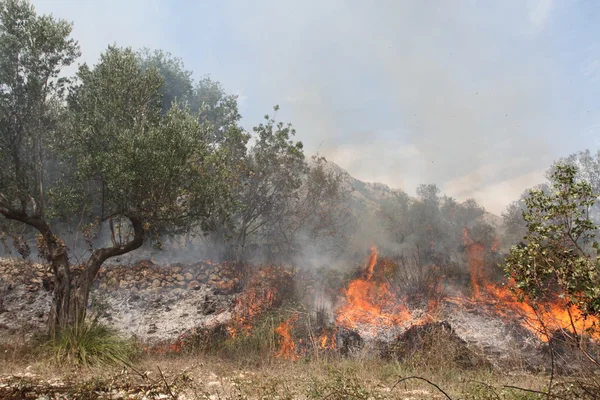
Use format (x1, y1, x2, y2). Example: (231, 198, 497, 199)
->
(0, 0, 79, 213)
(0, 4, 228, 330)
(136, 49, 249, 254)
(0, 0, 79, 328)
(263, 155, 353, 264)
(553, 149, 600, 224)
(224, 107, 306, 261)
(136, 48, 193, 115)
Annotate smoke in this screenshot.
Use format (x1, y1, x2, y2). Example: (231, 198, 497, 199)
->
(217, 0, 591, 215)
(30, 0, 600, 216)
(21, 0, 600, 274)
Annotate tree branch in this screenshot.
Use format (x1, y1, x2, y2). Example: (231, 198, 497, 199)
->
(86, 215, 144, 276)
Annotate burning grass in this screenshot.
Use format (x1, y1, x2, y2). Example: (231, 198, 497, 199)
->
(462, 227, 600, 344)
(335, 246, 411, 339)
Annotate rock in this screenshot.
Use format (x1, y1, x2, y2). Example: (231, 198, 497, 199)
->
(152, 279, 161, 288)
(176, 274, 184, 282)
(209, 274, 219, 282)
(187, 280, 201, 290)
(184, 272, 193, 281)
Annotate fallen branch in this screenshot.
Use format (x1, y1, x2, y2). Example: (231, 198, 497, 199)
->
(391, 376, 453, 400)
(157, 366, 177, 400)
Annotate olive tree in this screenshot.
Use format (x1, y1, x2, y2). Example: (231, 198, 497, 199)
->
(0, 1, 228, 332)
(0, 0, 79, 329)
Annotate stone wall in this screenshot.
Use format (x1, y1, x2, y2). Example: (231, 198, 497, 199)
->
(0, 258, 245, 295)
(0, 258, 248, 341)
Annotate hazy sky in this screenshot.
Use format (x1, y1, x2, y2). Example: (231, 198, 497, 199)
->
(31, 0, 600, 215)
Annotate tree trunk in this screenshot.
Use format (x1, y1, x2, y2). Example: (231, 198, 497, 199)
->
(47, 246, 72, 334)
(0, 208, 145, 334)
(67, 262, 99, 328)
(48, 256, 71, 334)
(48, 257, 102, 333)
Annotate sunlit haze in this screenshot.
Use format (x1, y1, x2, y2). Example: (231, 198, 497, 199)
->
(31, 0, 600, 214)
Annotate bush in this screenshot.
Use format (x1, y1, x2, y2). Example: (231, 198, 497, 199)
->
(42, 320, 137, 366)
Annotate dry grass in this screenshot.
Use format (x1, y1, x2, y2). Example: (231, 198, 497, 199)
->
(0, 318, 591, 398)
(0, 346, 560, 399)
(0, 311, 594, 399)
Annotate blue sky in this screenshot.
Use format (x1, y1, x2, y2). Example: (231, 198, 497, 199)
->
(31, 0, 600, 214)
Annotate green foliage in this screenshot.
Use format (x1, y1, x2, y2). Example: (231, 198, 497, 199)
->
(0, 0, 79, 210)
(504, 163, 600, 317)
(137, 48, 193, 115)
(42, 320, 137, 366)
(56, 45, 228, 241)
(220, 107, 309, 259)
(137, 48, 246, 146)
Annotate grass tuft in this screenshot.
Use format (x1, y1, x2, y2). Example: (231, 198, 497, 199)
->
(42, 320, 137, 367)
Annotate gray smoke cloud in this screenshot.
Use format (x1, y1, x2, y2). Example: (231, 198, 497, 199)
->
(30, 0, 600, 216)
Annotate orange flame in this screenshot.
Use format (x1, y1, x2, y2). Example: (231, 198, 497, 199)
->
(275, 313, 299, 360)
(462, 229, 600, 342)
(463, 227, 484, 300)
(228, 287, 276, 338)
(317, 328, 338, 350)
(335, 246, 410, 336)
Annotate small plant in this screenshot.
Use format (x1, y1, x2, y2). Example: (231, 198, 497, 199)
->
(42, 319, 137, 366)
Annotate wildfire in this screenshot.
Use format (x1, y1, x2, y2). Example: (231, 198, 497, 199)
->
(317, 328, 338, 350)
(275, 313, 299, 360)
(227, 287, 276, 338)
(335, 246, 411, 337)
(462, 228, 600, 342)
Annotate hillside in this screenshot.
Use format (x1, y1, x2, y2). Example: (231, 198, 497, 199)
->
(324, 159, 503, 228)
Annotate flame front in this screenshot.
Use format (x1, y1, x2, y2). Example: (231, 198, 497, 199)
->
(462, 228, 600, 342)
(275, 313, 299, 360)
(335, 246, 410, 337)
(228, 287, 276, 338)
